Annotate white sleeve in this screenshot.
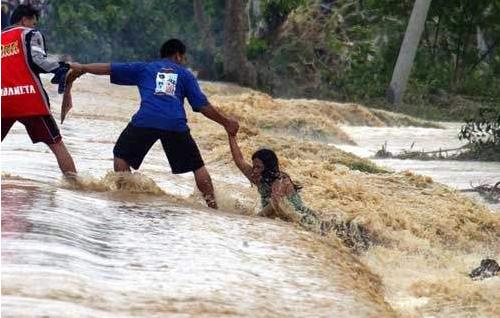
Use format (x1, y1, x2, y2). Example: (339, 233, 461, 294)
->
(29, 31, 60, 72)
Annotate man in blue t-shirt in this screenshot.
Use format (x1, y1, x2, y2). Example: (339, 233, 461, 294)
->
(69, 39, 238, 209)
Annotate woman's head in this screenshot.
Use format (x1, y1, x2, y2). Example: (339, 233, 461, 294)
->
(251, 149, 279, 184)
(251, 148, 302, 191)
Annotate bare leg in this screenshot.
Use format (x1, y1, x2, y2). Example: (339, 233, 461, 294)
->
(193, 166, 217, 209)
(48, 140, 77, 177)
(114, 157, 131, 189)
(114, 157, 131, 172)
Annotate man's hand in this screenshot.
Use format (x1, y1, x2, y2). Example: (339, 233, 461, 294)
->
(68, 62, 84, 73)
(66, 62, 85, 83)
(224, 118, 239, 136)
(65, 69, 84, 84)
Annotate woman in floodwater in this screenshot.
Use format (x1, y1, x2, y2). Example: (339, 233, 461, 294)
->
(227, 133, 372, 250)
(227, 133, 321, 231)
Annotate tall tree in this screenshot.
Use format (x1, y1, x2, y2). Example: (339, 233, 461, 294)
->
(193, 0, 217, 78)
(386, 0, 432, 105)
(249, 0, 263, 37)
(223, 0, 256, 86)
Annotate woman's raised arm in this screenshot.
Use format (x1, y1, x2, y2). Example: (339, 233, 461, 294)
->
(228, 134, 253, 182)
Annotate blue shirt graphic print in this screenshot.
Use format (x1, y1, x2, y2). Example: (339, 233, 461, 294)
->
(110, 60, 209, 132)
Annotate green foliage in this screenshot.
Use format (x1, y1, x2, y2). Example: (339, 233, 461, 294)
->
(261, 0, 306, 31)
(368, 0, 500, 98)
(35, 0, 500, 111)
(255, 0, 500, 107)
(39, 0, 214, 64)
(247, 37, 268, 60)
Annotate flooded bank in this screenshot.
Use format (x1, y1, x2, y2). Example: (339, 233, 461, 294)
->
(2, 178, 396, 318)
(2, 75, 499, 317)
(336, 124, 500, 211)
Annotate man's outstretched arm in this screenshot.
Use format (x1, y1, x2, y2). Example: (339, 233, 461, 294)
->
(70, 63, 111, 75)
(199, 104, 239, 136)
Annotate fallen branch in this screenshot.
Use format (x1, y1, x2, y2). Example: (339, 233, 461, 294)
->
(461, 181, 500, 203)
(374, 142, 469, 160)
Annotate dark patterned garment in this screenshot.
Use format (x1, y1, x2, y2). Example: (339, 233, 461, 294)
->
(257, 178, 373, 250)
(257, 180, 320, 231)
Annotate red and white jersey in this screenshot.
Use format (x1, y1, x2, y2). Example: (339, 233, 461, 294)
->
(1, 26, 50, 118)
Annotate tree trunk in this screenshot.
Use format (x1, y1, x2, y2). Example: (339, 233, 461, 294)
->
(452, 27, 464, 89)
(476, 26, 488, 57)
(386, 0, 432, 105)
(223, 0, 257, 87)
(469, 37, 500, 73)
(249, 0, 263, 37)
(432, 13, 441, 58)
(193, 0, 216, 79)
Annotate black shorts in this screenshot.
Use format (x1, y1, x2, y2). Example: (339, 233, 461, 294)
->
(113, 123, 204, 174)
(1, 115, 61, 144)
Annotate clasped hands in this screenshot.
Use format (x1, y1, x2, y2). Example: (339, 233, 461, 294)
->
(65, 62, 85, 84)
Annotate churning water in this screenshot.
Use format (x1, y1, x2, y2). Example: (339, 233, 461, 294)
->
(2, 75, 498, 317)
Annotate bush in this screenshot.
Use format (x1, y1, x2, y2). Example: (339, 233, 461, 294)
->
(459, 106, 500, 159)
(261, 0, 306, 31)
(247, 37, 268, 60)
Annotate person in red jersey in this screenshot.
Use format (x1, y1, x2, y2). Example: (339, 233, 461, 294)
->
(2, 4, 77, 176)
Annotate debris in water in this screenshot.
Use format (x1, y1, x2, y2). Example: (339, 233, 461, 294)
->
(374, 143, 468, 160)
(374, 142, 392, 158)
(469, 259, 500, 280)
(461, 181, 500, 203)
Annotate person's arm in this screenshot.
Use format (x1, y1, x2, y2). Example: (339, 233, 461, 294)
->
(184, 70, 239, 134)
(81, 63, 111, 75)
(199, 104, 239, 135)
(28, 30, 60, 73)
(228, 134, 253, 182)
(64, 63, 111, 84)
(69, 63, 111, 75)
(69, 62, 146, 87)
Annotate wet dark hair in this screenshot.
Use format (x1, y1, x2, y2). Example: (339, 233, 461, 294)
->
(252, 148, 302, 191)
(160, 38, 186, 58)
(10, 4, 39, 25)
(252, 149, 279, 184)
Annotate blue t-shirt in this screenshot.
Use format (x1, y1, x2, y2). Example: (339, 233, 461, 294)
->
(110, 60, 209, 132)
